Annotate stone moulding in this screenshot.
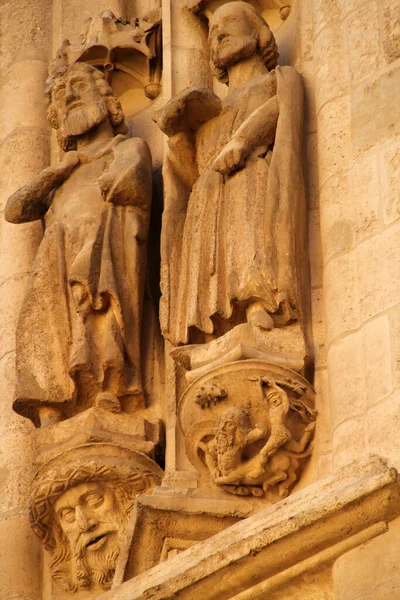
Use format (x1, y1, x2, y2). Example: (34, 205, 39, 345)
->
(115, 493, 252, 582)
(97, 456, 400, 599)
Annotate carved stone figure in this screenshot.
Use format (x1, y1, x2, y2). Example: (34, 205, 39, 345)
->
(201, 382, 315, 498)
(201, 407, 268, 492)
(194, 384, 227, 408)
(155, 2, 305, 347)
(5, 60, 153, 427)
(30, 451, 162, 593)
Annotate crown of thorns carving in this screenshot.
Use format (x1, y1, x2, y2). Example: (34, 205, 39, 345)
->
(29, 458, 159, 551)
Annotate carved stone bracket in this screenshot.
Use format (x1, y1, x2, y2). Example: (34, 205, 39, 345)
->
(30, 443, 163, 595)
(179, 360, 316, 501)
(90, 456, 400, 600)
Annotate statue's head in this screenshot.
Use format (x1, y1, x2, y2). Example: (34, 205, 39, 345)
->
(30, 457, 159, 592)
(215, 406, 251, 451)
(209, 2, 279, 84)
(266, 383, 290, 413)
(45, 62, 127, 151)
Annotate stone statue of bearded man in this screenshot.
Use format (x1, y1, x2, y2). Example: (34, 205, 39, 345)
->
(5, 61, 153, 427)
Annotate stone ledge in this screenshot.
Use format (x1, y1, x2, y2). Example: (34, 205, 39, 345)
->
(99, 455, 400, 600)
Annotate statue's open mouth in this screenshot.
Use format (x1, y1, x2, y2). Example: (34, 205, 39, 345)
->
(67, 101, 84, 112)
(85, 532, 109, 551)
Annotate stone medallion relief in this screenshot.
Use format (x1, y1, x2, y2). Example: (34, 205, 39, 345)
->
(180, 362, 316, 500)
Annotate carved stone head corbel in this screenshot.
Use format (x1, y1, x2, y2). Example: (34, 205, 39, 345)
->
(29, 445, 163, 594)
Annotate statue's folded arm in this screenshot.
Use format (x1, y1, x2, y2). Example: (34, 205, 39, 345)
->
(4, 151, 80, 224)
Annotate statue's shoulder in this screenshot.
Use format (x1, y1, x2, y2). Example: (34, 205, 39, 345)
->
(275, 65, 303, 88)
(113, 135, 151, 160)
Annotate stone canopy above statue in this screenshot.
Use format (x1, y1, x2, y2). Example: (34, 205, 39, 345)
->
(52, 9, 162, 110)
(186, 0, 293, 30)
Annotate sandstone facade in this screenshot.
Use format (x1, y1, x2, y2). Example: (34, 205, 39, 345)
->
(0, 1, 399, 599)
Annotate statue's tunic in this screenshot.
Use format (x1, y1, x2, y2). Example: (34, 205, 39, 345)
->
(13, 136, 151, 425)
(161, 66, 305, 345)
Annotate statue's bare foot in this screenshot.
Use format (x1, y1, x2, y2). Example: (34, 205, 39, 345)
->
(221, 485, 250, 496)
(246, 302, 274, 330)
(247, 309, 274, 330)
(215, 474, 240, 485)
(38, 406, 63, 428)
(95, 393, 121, 413)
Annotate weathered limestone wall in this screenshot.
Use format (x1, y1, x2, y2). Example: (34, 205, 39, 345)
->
(333, 515, 400, 599)
(290, 0, 332, 488)
(312, 0, 400, 475)
(311, 2, 400, 596)
(0, 1, 53, 597)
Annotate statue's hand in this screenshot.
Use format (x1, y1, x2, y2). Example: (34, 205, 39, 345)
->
(304, 421, 316, 433)
(54, 150, 80, 177)
(61, 150, 80, 169)
(213, 138, 249, 175)
(98, 172, 114, 201)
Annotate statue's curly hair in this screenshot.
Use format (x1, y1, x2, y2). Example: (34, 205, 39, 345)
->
(210, 2, 279, 85)
(216, 406, 251, 434)
(45, 62, 127, 151)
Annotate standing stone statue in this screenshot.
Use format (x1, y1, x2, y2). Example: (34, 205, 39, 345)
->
(5, 61, 152, 427)
(155, 1, 305, 347)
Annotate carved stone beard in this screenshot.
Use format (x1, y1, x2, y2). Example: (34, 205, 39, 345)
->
(71, 510, 127, 590)
(217, 428, 245, 454)
(212, 34, 257, 70)
(62, 98, 108, 138)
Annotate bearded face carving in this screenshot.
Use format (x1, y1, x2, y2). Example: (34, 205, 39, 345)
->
(209, 4, 259, 72)
(53, 481, 126, 591)
(45, 61, 126, 153)
(29, 456, 163, 594)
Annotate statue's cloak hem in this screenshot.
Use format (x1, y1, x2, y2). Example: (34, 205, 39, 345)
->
(13, 200, 147, 426)
(160, 65, 305, 345)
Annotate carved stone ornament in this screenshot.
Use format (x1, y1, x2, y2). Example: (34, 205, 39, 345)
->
(5, 52, 153, 428)
(29, 444, 163, 594)
(53, 9, 162, 99)
(180, 360, 316, 501)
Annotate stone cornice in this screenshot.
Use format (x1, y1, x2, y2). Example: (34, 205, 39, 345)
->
(99, 455, 400, 600)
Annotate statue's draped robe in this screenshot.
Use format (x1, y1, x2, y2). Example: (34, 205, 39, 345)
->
(14, 136, 151, 425)
(161, 66, 305, 345)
